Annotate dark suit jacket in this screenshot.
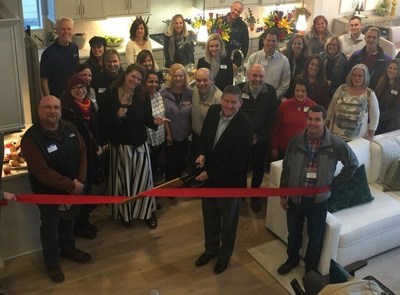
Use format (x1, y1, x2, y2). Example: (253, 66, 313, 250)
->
(198, 104, 254, 188)
(197, 57, 234, 92)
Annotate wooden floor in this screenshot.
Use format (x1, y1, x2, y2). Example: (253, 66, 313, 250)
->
(0, 197, 289, 295)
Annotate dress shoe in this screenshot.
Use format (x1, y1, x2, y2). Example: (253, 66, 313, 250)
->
(250, 198, 261, 213)
(145, 212, 158, 229)
(60, 249, 91, 263)
(277, 260, 299, 275)
(195, 252, 217, 267)
(46, 265, 65, 283)
(214, 259, 228, 274)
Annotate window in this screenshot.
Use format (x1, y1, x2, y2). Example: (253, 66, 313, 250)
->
(22, 0, 42, 29)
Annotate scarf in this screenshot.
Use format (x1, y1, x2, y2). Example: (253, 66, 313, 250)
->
(74, 97, 91, 120)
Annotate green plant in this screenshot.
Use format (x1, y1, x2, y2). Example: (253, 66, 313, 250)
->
(244, 8, 257, 24)
(376, 0, 390, 16)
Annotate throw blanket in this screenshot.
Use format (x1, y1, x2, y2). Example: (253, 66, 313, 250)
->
(374, 136, 400, 183)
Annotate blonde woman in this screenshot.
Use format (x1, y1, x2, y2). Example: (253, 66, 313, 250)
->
(326, 64, 380, 142)
(163, 14, 194, 68)
(197, 33, 233, 91)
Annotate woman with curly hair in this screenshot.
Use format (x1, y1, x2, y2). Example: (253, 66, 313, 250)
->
(163, 14, 195, 68)
(375, 59, 400, 134)
(305, 15, 333, 55)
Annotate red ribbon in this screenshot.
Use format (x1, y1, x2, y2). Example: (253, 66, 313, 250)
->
(15, 186, 329, 205)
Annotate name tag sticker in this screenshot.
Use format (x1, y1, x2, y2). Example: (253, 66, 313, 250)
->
(391, 89, 398, 95)
(98, 88, 106, 93)
(242, 93, 250, 99)
(307, 172, 317, 179)
(69, 133, 76, 138)
(304, 107, 310, 112)
(220, 65, 227, 69)
(47, 144, 58, 153)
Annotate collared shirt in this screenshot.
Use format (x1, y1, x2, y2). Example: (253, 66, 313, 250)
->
(213, 111, 236, 148)
(191, 85, 222, 136)
(304, 135, 323, 188)
(247, 49, 290, 99)
(339, 32, 365, 57)
(146, 91, 165, 146)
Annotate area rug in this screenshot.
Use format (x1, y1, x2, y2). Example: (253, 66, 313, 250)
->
(247, 239, 305, 295)
(355, 247, 400, 294)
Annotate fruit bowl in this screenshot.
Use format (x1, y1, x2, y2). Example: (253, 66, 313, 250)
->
(104, 36, 124, 47)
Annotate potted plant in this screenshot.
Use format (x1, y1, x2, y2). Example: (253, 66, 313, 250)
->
(45, 27, 56, 47)
(244, 8, 257, 31)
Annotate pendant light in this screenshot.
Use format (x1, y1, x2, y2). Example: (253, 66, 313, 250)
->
(296, 0, 308, 33)
(197, 0, 209, 43)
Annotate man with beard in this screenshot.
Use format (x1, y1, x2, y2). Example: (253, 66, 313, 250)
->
(237, 64, 280, 212)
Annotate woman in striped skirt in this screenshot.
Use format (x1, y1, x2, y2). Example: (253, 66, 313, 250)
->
(99, 63, 169, 228)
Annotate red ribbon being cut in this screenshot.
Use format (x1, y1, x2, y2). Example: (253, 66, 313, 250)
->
(15, 186, 330, 205)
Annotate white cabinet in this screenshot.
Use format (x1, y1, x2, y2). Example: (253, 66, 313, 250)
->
(103, 0, 151, 17)
(194, 0, 259, 10)
(260, 0, 298, 4)
(0, 1, 24, 133)
(47, 0, 105, 22)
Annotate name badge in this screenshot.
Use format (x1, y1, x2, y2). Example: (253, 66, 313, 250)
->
(304, 106, 310, 112)
(242, 93, 250, 99)
(391, 89, 398, 95)
(98, 88, 106, 93)
(306, 172, 317, 179)
(47, 144, 58, 153)
(220, 65, 227, 69)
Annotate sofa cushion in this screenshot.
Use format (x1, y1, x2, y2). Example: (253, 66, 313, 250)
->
(383, 159, 400, 191)
(329, 259, 350, 284)
(335, 186, 400, 248)
(328, 164, 374, 213)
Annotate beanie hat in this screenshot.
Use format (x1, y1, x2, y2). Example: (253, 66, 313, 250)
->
(66, 75, 88, 92)
(89, 36, 107, 47)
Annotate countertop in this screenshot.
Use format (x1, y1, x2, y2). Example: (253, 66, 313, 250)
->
(38, 30, 263, 61)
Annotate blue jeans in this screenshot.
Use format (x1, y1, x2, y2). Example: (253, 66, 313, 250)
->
(286, 199, 328, 271)
(38, 205, 79, 266)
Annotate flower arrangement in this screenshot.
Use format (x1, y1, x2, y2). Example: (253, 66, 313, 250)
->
(376, 0, 390, 16)
(189, 13, 231, 42)
(263, 8, 296, 42)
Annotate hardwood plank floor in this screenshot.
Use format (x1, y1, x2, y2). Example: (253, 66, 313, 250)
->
(0, 196, 289, 294)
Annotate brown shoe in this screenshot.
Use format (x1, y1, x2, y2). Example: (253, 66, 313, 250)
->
(60, 249, 91, 263)
(46, 265, 65, 283)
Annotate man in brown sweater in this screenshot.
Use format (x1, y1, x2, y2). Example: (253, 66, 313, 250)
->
(21, 96, 90, 283)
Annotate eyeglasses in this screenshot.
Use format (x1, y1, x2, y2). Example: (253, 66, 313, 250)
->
(39, 105, 60, 111)
(71, 85, 87, 91)
(352, 74, 364, 78)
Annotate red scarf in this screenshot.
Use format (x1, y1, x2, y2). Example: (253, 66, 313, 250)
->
(74, 97, 91, 120)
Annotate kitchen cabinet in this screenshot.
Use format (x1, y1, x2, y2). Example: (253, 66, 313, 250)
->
(332, 15, 400, 36)
(46, 0, 105, 22)
(259, 0, 298, 4)
(0, 1, 25, 133)
(103, 0, 150, 17)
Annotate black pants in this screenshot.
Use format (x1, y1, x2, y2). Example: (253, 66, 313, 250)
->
(201, 197, 241, 261)
(164, 139, 189, 181)
(38, 204, 79, 266)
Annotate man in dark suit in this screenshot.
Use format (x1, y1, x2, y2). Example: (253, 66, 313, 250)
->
(194, 85, 254, 274)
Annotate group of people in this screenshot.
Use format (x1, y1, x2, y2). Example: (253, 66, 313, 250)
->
(11, 0, 400, 285)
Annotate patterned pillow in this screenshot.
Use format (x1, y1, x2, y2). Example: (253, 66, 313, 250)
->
(382, 159, 400, 192)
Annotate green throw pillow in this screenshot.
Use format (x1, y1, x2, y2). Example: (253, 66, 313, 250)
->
(328, 164, 374, 213)
(382, 159, 400, 192)
(329, 259, 350, 284)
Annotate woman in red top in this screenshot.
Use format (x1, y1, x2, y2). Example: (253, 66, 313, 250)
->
(272, 78, 317, 160)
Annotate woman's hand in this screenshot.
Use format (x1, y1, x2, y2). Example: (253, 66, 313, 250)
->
(154, 116, 170, 126)
(117, 107, 128, 118)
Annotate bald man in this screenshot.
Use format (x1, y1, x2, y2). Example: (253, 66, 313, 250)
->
(237, 64, 280, 212)
(21, 96, 90, 283)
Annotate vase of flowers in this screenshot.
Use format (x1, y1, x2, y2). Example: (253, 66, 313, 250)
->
(263, 8, 296, 42)
(376, 0, 391, 16)
(244, 8, 257, 31)
(189, 13, 231, 42)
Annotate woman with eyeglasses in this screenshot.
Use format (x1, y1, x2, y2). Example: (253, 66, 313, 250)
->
(326, 64, 380, 142)
(60, 75, 104, 239)
(99, 64, 168, 229)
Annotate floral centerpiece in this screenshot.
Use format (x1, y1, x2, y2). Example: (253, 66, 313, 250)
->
(263, 8, 296, 42)
(188, 13, 231, 42)
(244, 8, 258, 31)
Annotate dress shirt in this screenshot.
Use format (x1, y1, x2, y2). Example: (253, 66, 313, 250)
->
(247, 50, 290, 99)
(339, 33, 365, 57)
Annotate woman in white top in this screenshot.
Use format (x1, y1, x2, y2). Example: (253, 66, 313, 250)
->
(326, 63, 380, 142)
(125, 18, 157, 68)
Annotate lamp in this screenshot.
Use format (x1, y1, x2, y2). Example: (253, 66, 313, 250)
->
(296, 0, 308, 33)
(197, 0, 209, 42)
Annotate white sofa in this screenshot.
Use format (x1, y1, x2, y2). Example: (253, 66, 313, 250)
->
(265, 130, 400, 275)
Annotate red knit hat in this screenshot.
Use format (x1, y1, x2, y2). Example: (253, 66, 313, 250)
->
(66, 75, 88, 92)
